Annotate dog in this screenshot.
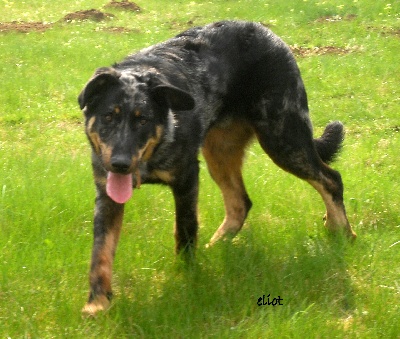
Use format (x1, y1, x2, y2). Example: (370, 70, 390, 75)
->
(78, 20, 356, 315)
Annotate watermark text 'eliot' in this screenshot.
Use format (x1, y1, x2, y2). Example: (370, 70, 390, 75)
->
(257, 294, 283, 306)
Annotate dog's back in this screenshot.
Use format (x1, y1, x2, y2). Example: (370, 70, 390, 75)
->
(117, 21, 306, 130)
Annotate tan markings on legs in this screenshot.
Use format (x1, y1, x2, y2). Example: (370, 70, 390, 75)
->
(307, 179, 356, 239)
(202, 120, 254, 246)
(82, 294, 110, 316)
(82, 204, 124, 315)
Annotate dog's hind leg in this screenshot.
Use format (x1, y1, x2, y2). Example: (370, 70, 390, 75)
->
(306, 177, 355, 238)
(202, 120, 254, 246)
(253, 114, 356, 240)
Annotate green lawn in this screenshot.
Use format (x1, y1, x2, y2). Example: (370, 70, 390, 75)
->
(1, 0, 399, 338)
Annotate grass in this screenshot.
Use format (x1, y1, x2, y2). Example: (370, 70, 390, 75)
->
(1, 0, 399, 337)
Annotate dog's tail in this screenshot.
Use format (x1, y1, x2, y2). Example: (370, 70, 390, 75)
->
(313, 121, 344, 164)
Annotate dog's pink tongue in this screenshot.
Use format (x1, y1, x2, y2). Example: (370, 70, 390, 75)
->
(106, 172, 133, 204)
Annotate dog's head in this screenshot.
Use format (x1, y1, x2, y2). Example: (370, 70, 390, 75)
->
(78, 67, 195, 203)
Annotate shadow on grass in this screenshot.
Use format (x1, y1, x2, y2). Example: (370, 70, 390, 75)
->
(92, 232, 356, 336)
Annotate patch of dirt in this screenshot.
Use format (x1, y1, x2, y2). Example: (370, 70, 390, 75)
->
(387, 28, 400, 37)
(0, 9, 118, 33)
(163, 16, 199, 30)
(100, 26, 140, 34)
(259, 22, 275, 29)
(315, 14, 357, 23)
(105, 0, 141, 12)
(368, 26, 400, 38)
(290, 45, 357, 57)
(62, 9, 115, 22)
(0, 21, 52, 33)
(167, 20, 196, 30)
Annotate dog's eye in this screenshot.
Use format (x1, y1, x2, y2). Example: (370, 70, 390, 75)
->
(103, 113, 113, 123)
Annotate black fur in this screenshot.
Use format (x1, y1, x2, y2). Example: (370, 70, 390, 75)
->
(78, 21, 356, 314)
(314, 121, 344, 164)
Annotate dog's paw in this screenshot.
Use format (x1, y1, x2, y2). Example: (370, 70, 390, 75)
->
(82, 296, 110, 317)
(206, 229, 238, 248)
(324, 219, 357, 242)
(206, 231, 224, 248)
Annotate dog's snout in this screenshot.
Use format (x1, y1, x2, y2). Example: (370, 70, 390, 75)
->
(111, 155, 132, 173)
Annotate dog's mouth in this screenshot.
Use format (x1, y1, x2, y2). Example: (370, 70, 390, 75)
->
(106, 169, 141, 204)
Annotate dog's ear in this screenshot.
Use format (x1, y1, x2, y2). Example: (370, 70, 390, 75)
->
(152, 84, 195, 111)
(78, 67, 122, 110)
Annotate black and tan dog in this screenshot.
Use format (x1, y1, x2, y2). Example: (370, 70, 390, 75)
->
(78, 20, 356, 315)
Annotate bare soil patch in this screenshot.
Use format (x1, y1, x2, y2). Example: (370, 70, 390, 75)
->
(386, 28, 400, 37)
(62, 9, 115, 22)
(0, 21, 52, 33)
(290, 45, 357, 57)
(315, 14, 357, 23)
(105, 0, 141, 12)
(0, 9, 116, 33)
(101, 26, 140, 34)
(368, 26, 400, 38)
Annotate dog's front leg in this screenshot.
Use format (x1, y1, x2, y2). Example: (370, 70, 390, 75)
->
(82, 190, 124, 316)
(171, 164, 199, 257)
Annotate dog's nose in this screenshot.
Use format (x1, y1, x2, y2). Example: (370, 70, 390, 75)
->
(111, 155, 132, 173)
